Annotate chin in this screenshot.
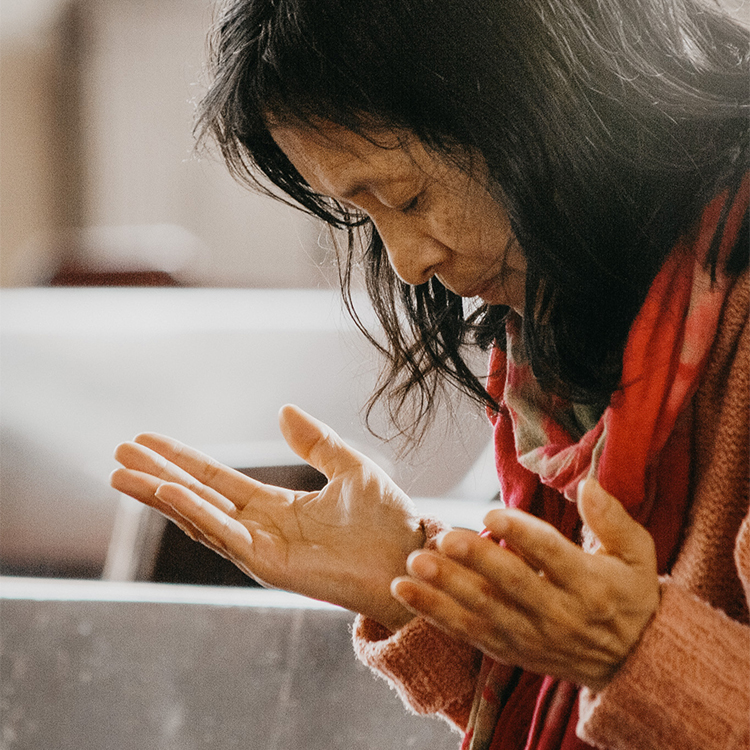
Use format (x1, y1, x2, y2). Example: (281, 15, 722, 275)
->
(481, 296, 523, 316)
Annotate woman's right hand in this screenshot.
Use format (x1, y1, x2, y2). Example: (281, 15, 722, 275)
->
(110, 404, 424, 631)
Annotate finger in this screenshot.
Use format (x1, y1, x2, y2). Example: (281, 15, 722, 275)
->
(154, 481, 255, 565)
(115, 441, 239, 515)
(477, 509, 583, 587)
(111, 465, 163, 501)
(577, 479, 657, 569)
(130, 433, 257, 500)
(406, 543, 544, 616)
(390, 573, 525, 657)
(110, 467, 220, 550)
(278, 404, 364, 479)
(123, 435, 286, 513)
(391, 574, 484, 637)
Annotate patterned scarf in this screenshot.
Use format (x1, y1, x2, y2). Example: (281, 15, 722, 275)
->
(462, 176, 749, 750)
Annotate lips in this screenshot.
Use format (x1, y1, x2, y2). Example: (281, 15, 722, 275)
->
(439, 273, 486, 299)
(440, 267, 512, 306)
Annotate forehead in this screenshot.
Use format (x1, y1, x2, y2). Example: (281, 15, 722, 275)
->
(268, 121, 424, 198)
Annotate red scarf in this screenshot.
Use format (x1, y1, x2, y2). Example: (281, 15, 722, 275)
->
(462, 176, 749, 750)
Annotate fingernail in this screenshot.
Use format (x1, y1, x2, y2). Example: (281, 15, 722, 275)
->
(407, 552, 438, 581)
(154, 482, 176, 503)
(438, 532, 469, 559)
(579, 478, 607, 512)
(390, 577, 408, 597)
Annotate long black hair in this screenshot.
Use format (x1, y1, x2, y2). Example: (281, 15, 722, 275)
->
(196, 0, 749, 439)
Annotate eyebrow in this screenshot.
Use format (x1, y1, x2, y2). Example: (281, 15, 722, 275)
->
(335, 173, 415, 204)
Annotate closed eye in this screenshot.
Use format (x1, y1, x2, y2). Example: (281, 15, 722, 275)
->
(400, 192, 423, 214)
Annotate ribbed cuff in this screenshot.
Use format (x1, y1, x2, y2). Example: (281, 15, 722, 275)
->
(352, 516, 480, 727)
(353, 612, 479, 725)
(578, 579, 750, 750)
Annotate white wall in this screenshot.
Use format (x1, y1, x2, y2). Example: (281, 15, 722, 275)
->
(78, 0, 329, 288)
(0, 0, 80, 284)
(1, 0, 332, 288)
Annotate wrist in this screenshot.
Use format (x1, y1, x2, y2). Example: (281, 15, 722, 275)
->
(373, 516, 450, 632)
(354, 517, 436, 631)
(377, 600, 418, 633)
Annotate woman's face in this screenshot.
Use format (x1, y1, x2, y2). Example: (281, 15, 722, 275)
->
(270, 122, 526, 312)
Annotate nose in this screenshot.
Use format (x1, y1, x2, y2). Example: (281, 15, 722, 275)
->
(373, 214, 448, 287)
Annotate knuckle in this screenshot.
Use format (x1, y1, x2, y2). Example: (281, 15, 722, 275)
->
(450, 534, 483, 567)
(185, 477, 202, 494)
(499, 559, 528, 592)
(310, 432, 338, 466)
(461, 609, 500, 648)
(586, 591, 618, 623)
(455, 608, 480, 636)
(578, 573, 620, 624)
(202, 458, 222, 483)
(475, 576, 499, 606)
(537, 597, 573, 639)
(502, 620, 533, 654)
(153, 454, 170, 476)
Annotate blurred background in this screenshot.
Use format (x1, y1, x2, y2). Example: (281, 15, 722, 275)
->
(1, 0, 346, 288)
(1, 0, 331, 289)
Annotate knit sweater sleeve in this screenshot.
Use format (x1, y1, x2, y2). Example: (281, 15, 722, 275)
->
(578, 271, 750, 750)
(352, 517, 482, 731)
(577, 569, 750, 750)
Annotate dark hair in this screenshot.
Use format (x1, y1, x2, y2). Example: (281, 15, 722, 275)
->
(196, 0, 749, 439)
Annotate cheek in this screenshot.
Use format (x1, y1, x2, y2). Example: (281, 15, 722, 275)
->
(468, 207, 515, 263)
(426, 175, 515, 264)
(428, 196, 489, 251)
(479, 199, 519, 262)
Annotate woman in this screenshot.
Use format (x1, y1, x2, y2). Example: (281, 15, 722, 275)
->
(110, 0, 749, 748)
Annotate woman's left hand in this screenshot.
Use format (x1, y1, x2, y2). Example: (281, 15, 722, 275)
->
(391, 478, 660, 692)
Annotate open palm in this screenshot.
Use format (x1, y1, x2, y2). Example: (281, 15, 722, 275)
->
(110, 405, 425, 631)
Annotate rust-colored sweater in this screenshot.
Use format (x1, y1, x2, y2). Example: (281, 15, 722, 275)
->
(353, 272, 749, 750)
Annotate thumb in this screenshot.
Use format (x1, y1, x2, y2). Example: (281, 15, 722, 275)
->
(278, 404, 362, 479)
(577, 478, 657, 569)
